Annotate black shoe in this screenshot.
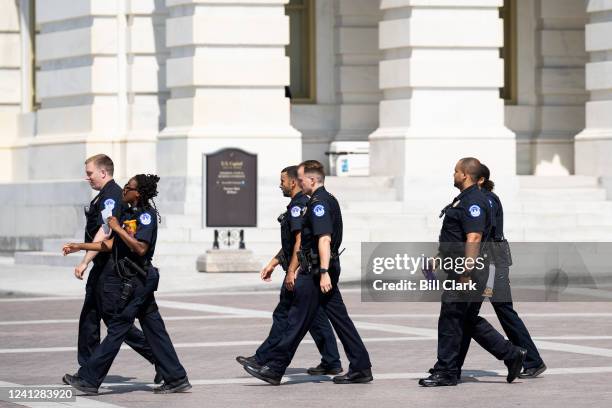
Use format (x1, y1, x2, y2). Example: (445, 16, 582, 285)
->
(428, 367, 461, 380)
(418, 373, 457, 387)
(332, 368, 373, 384)
(65, 373, 98, 395)
(307, 364, 343, 376)
(62, 372, 78, 385)
(236, 355, 261, 369)
(153, 377, 192, 394)
(505, 348, 527, 383)
(243, 365, 283, 386)
(519, 363, 547, 379)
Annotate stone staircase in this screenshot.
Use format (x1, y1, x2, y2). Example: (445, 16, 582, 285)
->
(13, 176, 612, 273)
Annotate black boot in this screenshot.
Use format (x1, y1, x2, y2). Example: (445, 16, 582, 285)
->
(65, 373, 98, 395)
(243, 365, 283, 386)
(332, 368, 373, 384)
(307, 364, 343, 375)
(236, 355, 261, 369)
(519, 363, 547, 379)
(153, 377, 192, 394)
(418, 372, 457, 387)
(505, 348, 527, 383)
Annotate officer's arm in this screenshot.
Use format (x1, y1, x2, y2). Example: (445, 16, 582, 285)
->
(270, 250, 282, 268)
(464, 232, 482, 275)
(287, 232, 302, 274)
(64, 238, 113, 254)
(78, 226, 109, 266)
(318, 234, 331, 270)
(113, 225, 149, 257)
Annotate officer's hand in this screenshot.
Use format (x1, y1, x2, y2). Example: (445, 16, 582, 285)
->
(320, 273, 332, 294)
(260, 264, 275, 282)
(62, 243, 80, 256)
(74, 262, 88, 280)
(285, 270, 296, 291)
(107, 216, 120, 231)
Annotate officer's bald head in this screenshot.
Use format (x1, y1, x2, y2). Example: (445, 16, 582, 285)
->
(453, 157, 482, 190)
(458, 157, 481, 183)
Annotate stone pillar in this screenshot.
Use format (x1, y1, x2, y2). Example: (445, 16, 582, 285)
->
(334, 0, 381, 141)
(0, 0, 22, 181)
(370, 0, 515, 201)
(160, 0, 300, 214)
(23, 0, 158, 181)
(531, 0, 587, 175)
(575, 0, 612, 196)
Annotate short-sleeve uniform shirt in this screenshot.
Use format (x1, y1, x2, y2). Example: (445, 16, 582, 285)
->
(279, 191, 309, 269)
(85, 180, 123, 266)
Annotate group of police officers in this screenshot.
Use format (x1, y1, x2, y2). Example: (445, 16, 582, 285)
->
(62, 154, 546, 395)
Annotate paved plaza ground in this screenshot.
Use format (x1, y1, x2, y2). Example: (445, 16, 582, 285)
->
(1, 261, 611, 408)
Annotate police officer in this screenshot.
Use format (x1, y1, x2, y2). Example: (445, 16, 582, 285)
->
(65, 154, 160, 384)
(62, 174, 190, 394)
(455, 164, 546, 378)
(235, 166, 342, 375)
(419, 158, 526, 387)
(243, 160, 373, 385)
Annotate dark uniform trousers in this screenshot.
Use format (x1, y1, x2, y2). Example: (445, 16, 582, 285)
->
(264, 262, 371, 375)
(457, 263, 544, 371)
(435, 270, 516, 377)
(255, 282, 341, 368)
(77, 262, 157, 368)
(78, 263, 186, 388)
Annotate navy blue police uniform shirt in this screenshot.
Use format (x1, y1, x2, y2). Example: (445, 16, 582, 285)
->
(483, 190, 504, 241)
(114, 207, 158, 265)
(300, 186, 343, 269)
(85, 180, 123, 266)
(279, 191, 309, 269)
(438, 184, 490, 255)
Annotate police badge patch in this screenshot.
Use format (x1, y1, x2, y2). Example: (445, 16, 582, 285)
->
(104, 198, 115, 209)
(313, 204, 325, 217)
(291, 206, 301, 217)
(469, 205, 481, 218)
(139, 213, 152, 225)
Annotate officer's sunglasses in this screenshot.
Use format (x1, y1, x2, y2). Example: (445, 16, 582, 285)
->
(123, 184, 138, 192)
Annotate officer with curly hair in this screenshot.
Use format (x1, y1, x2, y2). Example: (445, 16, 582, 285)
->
(62, 174, 190, 395)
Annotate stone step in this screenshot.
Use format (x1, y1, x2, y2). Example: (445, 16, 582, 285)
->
(516, 188, 607, 201)
(505, 200, 612, 213)
(517, 175, 600, 189)
(324, 176, 395, 189)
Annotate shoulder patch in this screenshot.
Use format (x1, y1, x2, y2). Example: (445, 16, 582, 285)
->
(290, 206, 301, 218)
(139, 213, 152, 226)
(104, 198, 115, 209)
(313, 204, 325, 217)
(468, 205, 481, 218)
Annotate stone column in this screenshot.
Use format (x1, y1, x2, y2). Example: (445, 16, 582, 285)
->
(0, 0, 22, 181)
(22, 0, 158, 181)
(575, 0, 612, 197)
(334, 0, 381, 141)
(370, 0, 516, 201)
(531, 0, 587, 175)
(160, 0, 300, 214)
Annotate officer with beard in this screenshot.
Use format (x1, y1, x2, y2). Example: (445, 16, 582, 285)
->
(236, 165, 342, 376)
